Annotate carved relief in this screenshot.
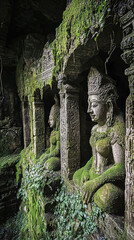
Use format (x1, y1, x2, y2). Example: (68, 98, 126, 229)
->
(59, 83, 80, 179)
(120, 3, 134, 238)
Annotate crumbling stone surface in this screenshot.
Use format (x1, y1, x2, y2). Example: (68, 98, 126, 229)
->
(0, 127, 22, 156)
(59, 81, 80, 179)
(0, 154, 20, 224)
(120, 1, 134, 239)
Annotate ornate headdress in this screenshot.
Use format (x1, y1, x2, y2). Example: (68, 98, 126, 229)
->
(88, 67, 118, 103)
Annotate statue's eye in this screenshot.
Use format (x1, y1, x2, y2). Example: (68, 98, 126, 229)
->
(92, 103, 98, 108)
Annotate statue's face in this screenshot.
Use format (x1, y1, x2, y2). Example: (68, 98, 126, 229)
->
(87, 95, 107, 126)
(49, 111, 55, 128)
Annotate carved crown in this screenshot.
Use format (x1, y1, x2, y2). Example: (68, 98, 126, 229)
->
(88, 67, 118, 102)
(88, 67, 102, 95)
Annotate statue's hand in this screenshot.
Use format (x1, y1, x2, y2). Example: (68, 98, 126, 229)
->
(81, 170, 90, 185)
(82, 179, 99, 204)
(40, 153, 50, 164)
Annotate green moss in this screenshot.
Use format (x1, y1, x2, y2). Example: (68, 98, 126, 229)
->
(16, 57, 44, 102)
(16, 145, 48, 239)
(73, 166, 85, 186)
(0, 153, 20, 172)
(90, 128, 110, 148)
(15, 125, 60, 238)
(73, 156, 93, 186)
(16, 144, 34, 183)
(52, 0, 108, 76)
(96, 137, 110, 153)
(16, 0, 110, 100)
(89, 167, 99, 180)
(90, 115, 125, 149)
(94, 183, 124, 214)
(44, 157, 60, 171)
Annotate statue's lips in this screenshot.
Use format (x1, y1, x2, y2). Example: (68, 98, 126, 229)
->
(90, 114, 96, 119)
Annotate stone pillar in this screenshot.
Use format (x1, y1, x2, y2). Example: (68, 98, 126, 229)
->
(59, 79, 80, 180)
(33, 99, 45, 157)
(22, 101, 31, 148)
(120, 4, 134, 239)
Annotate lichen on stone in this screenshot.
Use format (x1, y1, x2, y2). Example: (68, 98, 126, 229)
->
(52, 0, 108, 75)
(0, 154, 20, 173)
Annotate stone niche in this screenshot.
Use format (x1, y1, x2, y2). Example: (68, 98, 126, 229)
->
(57, 16, 130, 240)
(23, 86, 58, 158)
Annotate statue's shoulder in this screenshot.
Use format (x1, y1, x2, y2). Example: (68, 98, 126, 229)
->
(91, 124, 98, 133)
(90, 125, 98, 147)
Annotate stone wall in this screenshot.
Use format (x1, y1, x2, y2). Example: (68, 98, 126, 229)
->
(0, 154, 20, 224)
(0, 1, 134, 239)
(120, 1, 134, 239)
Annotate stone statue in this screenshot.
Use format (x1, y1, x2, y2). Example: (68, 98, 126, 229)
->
(41, 96, 60, 171)
(73, 67, 125, 214)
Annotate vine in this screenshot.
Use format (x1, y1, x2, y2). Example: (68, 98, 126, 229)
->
(15, 146, 49, 240)
(53, 181, 104, 240)
(15, 145, 104, 240)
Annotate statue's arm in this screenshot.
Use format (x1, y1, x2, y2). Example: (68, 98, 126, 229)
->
(83, 156, 93, 170)
(45, 148, 50, 154)
(49, 139, 60, 158)
(42, 140, 60, 162)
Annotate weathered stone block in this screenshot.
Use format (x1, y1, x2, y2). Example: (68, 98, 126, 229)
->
(59, 82, 80, 179)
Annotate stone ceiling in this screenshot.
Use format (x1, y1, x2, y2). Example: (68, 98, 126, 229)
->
(0, 0, 67, 66)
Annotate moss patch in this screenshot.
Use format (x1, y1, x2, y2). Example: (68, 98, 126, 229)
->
(73, 156, 94, 186)
(0, 154, 20, 172)
(16, 145, 48, 239)
(15, 125, 60, 239)
(16, 0, 111, 100)
(16, 57, 44, 102)
(94, 183, 124, 214)
(44, 157, 60, 171)
(52, 0, 109, 75)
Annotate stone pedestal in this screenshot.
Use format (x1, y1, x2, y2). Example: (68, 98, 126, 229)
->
(120, 5, 134, 239)
(33, 100, 45, 157)
(59, 80, 80, 179)
(22, 101, 31, 148)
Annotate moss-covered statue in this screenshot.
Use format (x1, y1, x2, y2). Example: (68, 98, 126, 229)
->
(73, 67, 125, 214)
(41, 96, 60, 171)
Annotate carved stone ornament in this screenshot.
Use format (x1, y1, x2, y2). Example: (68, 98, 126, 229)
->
(88, 67, 118, 103)
(73, 67, 125, 215)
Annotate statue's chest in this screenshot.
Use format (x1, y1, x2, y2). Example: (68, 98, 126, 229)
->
(50, 131, 57, 147)
(90, 131, 111, 155)
(50, 130, 59, 151)
(90, 130, 113, 174)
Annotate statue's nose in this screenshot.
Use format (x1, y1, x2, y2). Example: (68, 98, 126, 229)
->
(87, 106, 92, 113)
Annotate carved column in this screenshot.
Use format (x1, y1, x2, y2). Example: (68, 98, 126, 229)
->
(22, 101, 31, 148)
(120, 3, 134, 239)
(33, 98, 45, 157)
(59, 78, 80, 180)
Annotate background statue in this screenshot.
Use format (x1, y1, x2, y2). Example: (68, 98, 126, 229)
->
(73, 67, 125, 214)
(41, 96, 60, 171)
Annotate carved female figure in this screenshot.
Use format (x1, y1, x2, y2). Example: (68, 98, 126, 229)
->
(73, 67, 125, 214)
(41, 96, 60, 171)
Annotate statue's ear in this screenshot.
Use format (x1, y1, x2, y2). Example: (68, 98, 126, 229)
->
(107, 99, 113, 112)
(106, 99, 114, 127)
